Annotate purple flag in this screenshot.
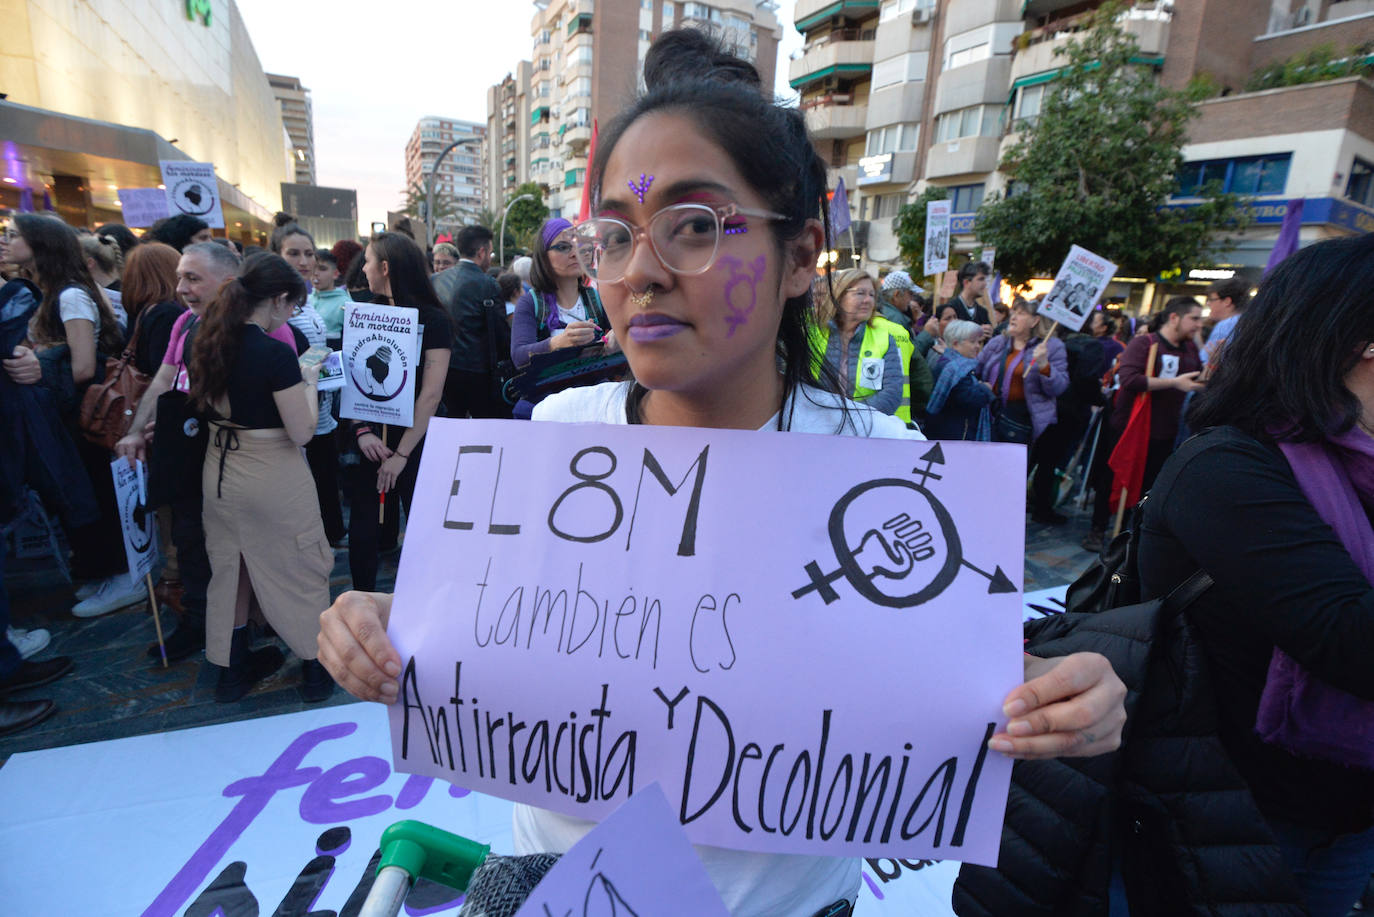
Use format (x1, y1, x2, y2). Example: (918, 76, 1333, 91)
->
(18, 188, 33, 213)
(991, 271, 1003, 304)
(829, 177, 851, 239)
(41, 191, 54, 212)
(1264, 198, 1304, 278)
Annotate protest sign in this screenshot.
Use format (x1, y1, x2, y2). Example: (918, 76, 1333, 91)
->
(513, 784, 729, 917)
(389, 420, 1024, 864)
(159, 161, 225, 228)
(1036, 244, 1118, 332)
(116, 188, 169, 228)
(339, 304, 419, 427)
(923, 200, 951, 276)
(979, 248, 996, 269)
(111, 457, 157, 585)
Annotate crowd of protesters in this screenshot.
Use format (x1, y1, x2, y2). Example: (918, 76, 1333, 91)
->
(3, 24, 1373, 917)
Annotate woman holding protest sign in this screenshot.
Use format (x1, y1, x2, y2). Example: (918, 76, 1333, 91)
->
(343, 232, 452, 592)
(189, 252, 332, 703)
(1136, 234, 1374, 917)
(509, 217, 613, 418)
(316, 30, 1126, 917)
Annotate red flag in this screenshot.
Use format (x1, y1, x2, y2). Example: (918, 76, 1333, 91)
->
(1107, 341, 1158, 511)
(577, 119, 599, 224)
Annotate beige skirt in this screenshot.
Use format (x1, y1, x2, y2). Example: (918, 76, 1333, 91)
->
(202, 422, 331, 666)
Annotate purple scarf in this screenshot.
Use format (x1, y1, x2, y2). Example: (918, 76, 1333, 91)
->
(1258, 426, 1374, 768)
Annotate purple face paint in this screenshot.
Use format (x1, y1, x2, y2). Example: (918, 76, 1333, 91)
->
(717, 254, 768, 338)
(627, 173, 654, 204)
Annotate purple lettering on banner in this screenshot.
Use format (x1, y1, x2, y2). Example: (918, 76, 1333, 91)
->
(395, 774, 435, 810)
(717, 255, 767, 338)
(141, 721, 356, 917)
(300, 756, 393, 823)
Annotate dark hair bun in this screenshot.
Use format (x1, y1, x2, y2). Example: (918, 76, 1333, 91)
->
(642, 28, 763, 93)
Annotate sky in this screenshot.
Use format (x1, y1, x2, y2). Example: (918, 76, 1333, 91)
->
(235, 0, 802, 233)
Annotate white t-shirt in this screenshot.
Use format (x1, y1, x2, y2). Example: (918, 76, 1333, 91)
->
(521, 381, 923, 916)
(56, 285, 126, 335)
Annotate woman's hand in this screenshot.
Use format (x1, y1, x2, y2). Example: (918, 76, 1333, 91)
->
(300, 362, 321, 387)
(550, 320, 599, 350)
(317, 591, 401, 703)
(991, 652, 1127, 759)
(376, 453, 407, 493)
(358, 432, 392, 464)
(1030, 341, 1049, 370)
(4, 345, 40, 385)
(602, 329, 619, 353)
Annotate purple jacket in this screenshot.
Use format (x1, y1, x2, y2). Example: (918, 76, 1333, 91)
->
(976, 333, 1069, 441)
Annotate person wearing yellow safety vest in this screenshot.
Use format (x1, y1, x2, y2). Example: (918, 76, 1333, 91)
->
(810, 268, 912, 422)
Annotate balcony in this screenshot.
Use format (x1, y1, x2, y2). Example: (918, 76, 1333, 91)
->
(924, 135, 1001, 180)
(1012, 7, 1170, 81)
(794, 0, 880, 33)
(789, 33, 876, 90)
(801, 94, 869, 139)
(567, 12, 593, 37)
(562, 123, 593, 152)
(531, 105, 550, 125)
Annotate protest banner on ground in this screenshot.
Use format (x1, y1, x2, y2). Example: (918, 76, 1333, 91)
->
(513, 783, 730, 917)
(116, 188, 169, 228)
(389, 420, 1025, 864)
(924, 200, 951, 276)
(159, 161, 225, 228)
(1036, 245, 1118, 332)
(339, 304, 420, 427)
(111, 457, 157, 585)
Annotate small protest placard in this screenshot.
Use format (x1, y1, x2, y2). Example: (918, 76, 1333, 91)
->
(117, 188, 169, 228)
(159, 161, 224, 229)
(339, 304, 419, 427)
(316, 351, 344, 392)
(1036, 245, 1118, 332)
(388, 420, 1024, 864)
(513, 784, 729, 917)
(111, 458, 158, 585)
(923, 200, 951, 276)
(979, 248, 996, 270)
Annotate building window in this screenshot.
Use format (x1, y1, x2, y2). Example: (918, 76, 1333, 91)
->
(1014, 83, 1047, 126)
(639, 29, 652, 40)
(1348, 157, 1374, 207)
(949, 183, 984, 213)
(935, 105, 1002, 142)
(864, 123, 919, 155)
(663, 1, 674, 24)
(1176, 154, 1291, 196)
(872, 51, 929, 89)
(880, 0, 935, 21)
(946, 42, 989, 70)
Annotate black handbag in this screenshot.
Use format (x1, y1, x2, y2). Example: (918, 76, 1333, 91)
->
(989, 340, 1034, 445)
(146, 318, 206, 507)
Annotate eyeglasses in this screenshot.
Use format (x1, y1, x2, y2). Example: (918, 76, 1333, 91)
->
(573, 202, 786, 284)
(547, 241, 575, 254)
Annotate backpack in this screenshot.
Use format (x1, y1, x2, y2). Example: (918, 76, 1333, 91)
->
(78, 307, 150, 450)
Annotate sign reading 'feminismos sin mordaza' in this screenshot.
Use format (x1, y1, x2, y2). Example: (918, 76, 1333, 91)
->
(388, 417, 1026, 864)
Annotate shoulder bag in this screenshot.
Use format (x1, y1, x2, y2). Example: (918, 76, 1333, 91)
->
(78, 308, 151, 450)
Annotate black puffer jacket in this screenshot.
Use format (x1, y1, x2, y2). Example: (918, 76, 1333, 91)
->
(953, 594, 1307, 916)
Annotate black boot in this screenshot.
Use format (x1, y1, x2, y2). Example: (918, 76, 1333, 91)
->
(215, 627, 284, 703)
(300, 659, 334, 703)
(148, 615, 205, 663)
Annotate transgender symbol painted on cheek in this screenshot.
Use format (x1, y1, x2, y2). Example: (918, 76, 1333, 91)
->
(718, 255, 768, 338)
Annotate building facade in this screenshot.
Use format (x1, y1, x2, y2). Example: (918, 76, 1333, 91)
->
(404, 117, 486, 239)
(485, 62, 534, 217)
(0, 0, 291, 240)
(528, 0, 781, 218)
(267, 73, 316, 185)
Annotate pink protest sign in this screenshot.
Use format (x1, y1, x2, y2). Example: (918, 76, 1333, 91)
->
(388, 420, 1024, 864)
(513, 783, 730, 917)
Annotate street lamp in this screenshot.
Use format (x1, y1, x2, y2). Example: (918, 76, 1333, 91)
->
(426, 136, 481, 247)
(498, 193, 536, 267)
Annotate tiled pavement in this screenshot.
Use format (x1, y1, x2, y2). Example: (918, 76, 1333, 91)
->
(0, 503, 1100, 762)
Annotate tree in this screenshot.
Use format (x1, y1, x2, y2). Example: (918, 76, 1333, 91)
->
(973, 2, 1246, 285)
(399, 181, 462, 229)
(500, 182, 550, 255)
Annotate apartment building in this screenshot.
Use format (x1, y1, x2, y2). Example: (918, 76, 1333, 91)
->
(485, 62, 535, 216)
(267, 73, 316, 186)
(404, 117, 486, 239)
(528, 0, 781, 218)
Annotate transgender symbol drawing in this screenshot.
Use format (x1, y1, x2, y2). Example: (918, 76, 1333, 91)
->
(791, 443, 1017, 608)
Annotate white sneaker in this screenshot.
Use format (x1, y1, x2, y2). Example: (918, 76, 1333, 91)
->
(74, 581, 100, 601)
(72, 574, 147, 618)
(6, 627, 51, 659)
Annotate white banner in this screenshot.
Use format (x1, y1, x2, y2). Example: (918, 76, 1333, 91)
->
(339, 304, 420, 428)
(117, 188, 170, 228)
(159, 161, 225, 229)
(924, 201, 951, 277)
(111, 457, 157, 585)
(1036, 245, 1117, 333)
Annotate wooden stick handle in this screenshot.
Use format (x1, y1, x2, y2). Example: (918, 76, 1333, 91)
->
(145, 573, 167, 668)
(1111, 488, 1130, 539)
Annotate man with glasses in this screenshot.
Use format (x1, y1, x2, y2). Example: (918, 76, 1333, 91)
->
(1201, 277, 1250, 369)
